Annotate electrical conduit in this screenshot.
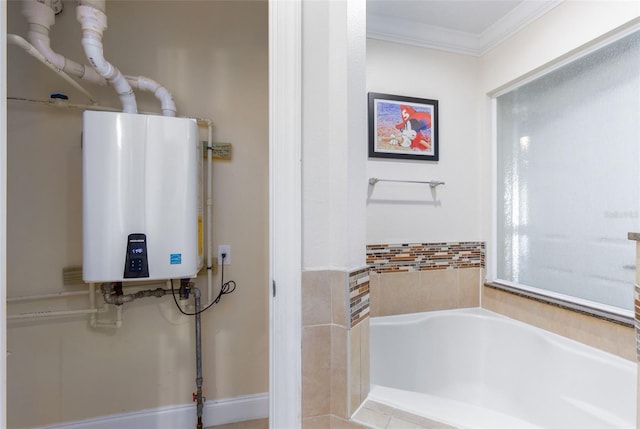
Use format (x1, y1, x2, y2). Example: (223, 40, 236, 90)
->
(76, 0, 138, 113)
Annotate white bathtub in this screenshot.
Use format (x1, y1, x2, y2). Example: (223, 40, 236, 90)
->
(369, 308, 637, 429)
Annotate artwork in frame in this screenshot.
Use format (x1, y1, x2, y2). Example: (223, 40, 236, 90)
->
(368, 92, 439, 161)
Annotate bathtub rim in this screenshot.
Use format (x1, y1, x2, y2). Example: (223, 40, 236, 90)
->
(367, 307, 637, 428)
(370, 306, 636, 365)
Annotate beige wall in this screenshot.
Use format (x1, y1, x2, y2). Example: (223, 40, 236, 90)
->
(6, 1, 268, 427)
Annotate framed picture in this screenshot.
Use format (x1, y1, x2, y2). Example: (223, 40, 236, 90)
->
(368, 92, 439, 161)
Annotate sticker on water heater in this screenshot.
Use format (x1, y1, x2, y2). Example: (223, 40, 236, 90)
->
(170, 253, 182, 265)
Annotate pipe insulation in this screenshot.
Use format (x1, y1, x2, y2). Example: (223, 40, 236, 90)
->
(7, 34, 98, 103)
(76, 3, 138, 113)
(21, 0, 106, 86)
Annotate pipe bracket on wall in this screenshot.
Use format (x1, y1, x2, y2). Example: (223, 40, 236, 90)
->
(368, 177, 445, 189)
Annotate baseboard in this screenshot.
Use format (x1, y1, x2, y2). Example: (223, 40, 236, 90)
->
(36, 392, 269, 429)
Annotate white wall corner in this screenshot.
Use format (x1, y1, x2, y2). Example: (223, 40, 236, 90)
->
(269, 0, 302, 428)
(302, 0, 368, 271)
(347, 0, 368, 270)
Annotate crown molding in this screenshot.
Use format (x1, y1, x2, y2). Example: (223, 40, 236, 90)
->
(367, 0, 564, 56)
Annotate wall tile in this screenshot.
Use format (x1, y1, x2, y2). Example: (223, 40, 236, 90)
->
(349, 322, 362, 415)
(377, 271, 422, 316)
(457, 267, 481, 308)
(367, 242, 485, 273)
(349, 267, 370, 328)
(482, 285, 635, 361)
(302, 271, 332, 326)
(421, 269, 458, 310)
(367, 242, 485, 317)
(332, 271, 349, 328)
(369, 273, 381, 317)
(636, 282, 640, 360)
(331, 325, 348, 419)
(636, 241, 640, 284)
(303, 268, 369, 424)
(360, 318, 370, 404)
(634, 242, 640, 361)
(302, 325, 331, 417)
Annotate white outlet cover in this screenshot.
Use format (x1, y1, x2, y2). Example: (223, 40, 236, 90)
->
(218, 244, 231, 265)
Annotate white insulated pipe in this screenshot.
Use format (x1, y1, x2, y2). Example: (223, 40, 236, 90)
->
(21, 0, 106, 86)
(7, 308, 103, 320)
(7, 288, 93, 303)
(206, 122, 214, 304)
(125, 76, 176, 117)
(7, 34, 98, 103)
(21, 0, 176, 116)
(76, 2, 138, 114)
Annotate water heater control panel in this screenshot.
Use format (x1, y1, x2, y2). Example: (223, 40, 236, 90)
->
(124, 233, 149, 278)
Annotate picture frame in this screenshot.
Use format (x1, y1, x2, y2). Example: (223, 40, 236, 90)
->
(368, 92, 439, 161)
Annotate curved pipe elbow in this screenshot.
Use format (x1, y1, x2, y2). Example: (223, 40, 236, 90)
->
(29, 32, 106, 86)
(126, 75, 176, 117)
(28, 29, 64, 70)
(77, 3, 137, 113)
(155, 86, 177, 117)
(25, 11, 107, 86)
(81, 36, 138, 113)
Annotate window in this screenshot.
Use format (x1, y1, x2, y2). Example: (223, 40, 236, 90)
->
(494, 29, 640, 317)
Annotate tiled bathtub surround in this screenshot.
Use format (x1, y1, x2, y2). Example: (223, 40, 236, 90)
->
(302, 269, 370, 428)
(348, 267, 371, 416)
(369, 267, 482, 317)
(366, 241, 484, 317)
(302, 270, 348, 424)
(367, 242, 485, 273)
(483, 285, 635, 361)
(630, 233, 640, 361)
(636, 283, 640, 360)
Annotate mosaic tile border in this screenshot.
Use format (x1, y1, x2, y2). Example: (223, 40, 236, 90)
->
(366, 242, 485, 273)
(349, 267, 370, 328)
(636, 283, 640, 361)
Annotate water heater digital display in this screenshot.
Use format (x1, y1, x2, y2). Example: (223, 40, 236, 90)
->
(82, 111, 202, 282)
(124, 233, 149, 278)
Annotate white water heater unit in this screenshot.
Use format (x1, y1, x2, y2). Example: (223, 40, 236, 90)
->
(82, 111, 202, 282)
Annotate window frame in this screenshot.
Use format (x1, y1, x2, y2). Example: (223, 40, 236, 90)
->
(488, 23, 640, 326)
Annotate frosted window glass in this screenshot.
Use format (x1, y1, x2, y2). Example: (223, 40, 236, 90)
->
(496, 30, 640, 311)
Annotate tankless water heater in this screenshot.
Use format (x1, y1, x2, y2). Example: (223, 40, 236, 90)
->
(82, 111, 202, 282)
